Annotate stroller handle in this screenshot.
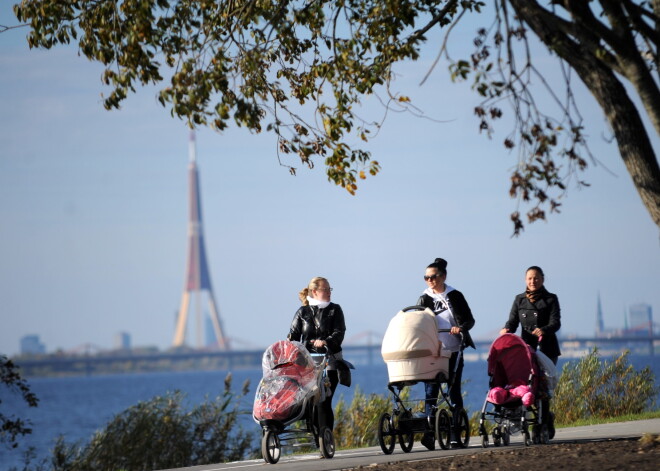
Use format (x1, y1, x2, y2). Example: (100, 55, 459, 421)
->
(402, 305, 427, 312)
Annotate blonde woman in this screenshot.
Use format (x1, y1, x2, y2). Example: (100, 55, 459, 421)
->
(287, 276, 346, 431)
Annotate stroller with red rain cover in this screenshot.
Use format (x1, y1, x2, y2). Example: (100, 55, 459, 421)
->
(253, 339, 335, 464)
(478, 333, 555, 447)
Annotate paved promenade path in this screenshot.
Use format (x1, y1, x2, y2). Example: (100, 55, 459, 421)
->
(162, 418, 660, 471)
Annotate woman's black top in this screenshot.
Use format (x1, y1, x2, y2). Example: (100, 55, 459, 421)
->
(287, 302, 346, 354)
(505, 288, 561, 359)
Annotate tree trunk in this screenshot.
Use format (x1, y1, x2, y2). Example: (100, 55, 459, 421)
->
(508, 0, 660, 231)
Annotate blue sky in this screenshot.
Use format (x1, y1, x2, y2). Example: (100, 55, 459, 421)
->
(1, 7, 659, 356)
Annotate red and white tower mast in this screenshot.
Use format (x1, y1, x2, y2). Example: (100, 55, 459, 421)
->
(172, 131, 229, 350)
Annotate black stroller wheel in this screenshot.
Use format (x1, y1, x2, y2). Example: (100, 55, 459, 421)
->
(435, 409, 451, 450)
(502, 424, 511, 446)
(261, 430, 281, 464)
(398, 430, 414, 453)
(492, 426, 502, 447)
(319, 426, 335, 458)
(377, 412, 396, 454)
(454, 408, 470, 448)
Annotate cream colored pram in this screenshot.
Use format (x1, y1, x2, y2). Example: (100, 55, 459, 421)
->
(377, 306, 470, 454)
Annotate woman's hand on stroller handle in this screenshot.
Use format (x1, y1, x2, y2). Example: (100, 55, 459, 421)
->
(311, 339, 328, 349)
(438, 327, 463, 335)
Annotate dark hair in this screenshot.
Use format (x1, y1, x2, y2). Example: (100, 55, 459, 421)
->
(427, 257, 448, 275)
(526, 266, 544, 277)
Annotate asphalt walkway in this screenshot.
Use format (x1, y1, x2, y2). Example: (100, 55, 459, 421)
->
(161, 418, 660, 471)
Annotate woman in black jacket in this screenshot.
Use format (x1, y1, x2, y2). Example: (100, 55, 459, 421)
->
(500, 265, 561, 439)
(417, 258, 476, 450)
(287, 276, 346, 431)
(500, 266, 561, 364)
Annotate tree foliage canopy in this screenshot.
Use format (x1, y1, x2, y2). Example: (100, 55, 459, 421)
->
(9, 0, 660, 233)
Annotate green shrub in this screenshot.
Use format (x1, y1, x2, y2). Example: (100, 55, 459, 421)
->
(44, 375, 254, 471)
(553, 349, 658, 424)
(333, 386, 394, 448)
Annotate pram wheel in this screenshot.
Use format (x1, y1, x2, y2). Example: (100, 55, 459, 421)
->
(261, 430, 281, 464)
(492, 426, 502, 447)
(435, 409, 451, 450)
(453, 408, 470, 448)
(377, 412, 396, 454)
(398, 431, 414, 453)
(502, 423, 511, 446)
(319, 426, 335, 459)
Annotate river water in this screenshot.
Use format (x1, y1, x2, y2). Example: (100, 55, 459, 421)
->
(2, 355, 659, 470)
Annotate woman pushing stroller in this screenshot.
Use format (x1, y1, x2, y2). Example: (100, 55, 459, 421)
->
(417, 258, 476, 450)
(287, 276, 346, 433)
(500, 265, 560, 439)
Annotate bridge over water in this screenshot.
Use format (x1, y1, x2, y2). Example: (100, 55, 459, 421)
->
(13, 336, 658, 377)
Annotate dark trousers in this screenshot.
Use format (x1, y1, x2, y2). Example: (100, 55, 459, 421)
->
(542, 355, 558, 424)
(425, 352, 464, 418)
(318, 369, 339, 430)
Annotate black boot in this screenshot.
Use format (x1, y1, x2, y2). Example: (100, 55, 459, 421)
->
(548, 411, 555, 440)
(421, 433, 435, 451)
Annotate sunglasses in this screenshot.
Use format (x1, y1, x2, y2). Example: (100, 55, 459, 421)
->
(316, 288, 333, 292)
(424, 274, 441, 281)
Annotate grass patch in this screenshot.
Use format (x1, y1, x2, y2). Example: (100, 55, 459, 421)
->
(555, 409, 660, 429)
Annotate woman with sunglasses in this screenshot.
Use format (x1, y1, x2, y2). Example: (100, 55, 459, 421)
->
(287, 276, 346, 432)
(417, 258, 476, 450)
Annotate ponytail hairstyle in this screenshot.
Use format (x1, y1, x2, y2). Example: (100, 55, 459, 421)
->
(427, 257, 448, 276)
(299, 276, 329, 305)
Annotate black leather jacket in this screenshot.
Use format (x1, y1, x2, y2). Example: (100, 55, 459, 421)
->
(287, 303, 346, 354)
(505, 288, 561, 360)
(417, 289, 476, 350)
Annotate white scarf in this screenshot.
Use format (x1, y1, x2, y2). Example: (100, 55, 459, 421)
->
(307, 296, 330, 309)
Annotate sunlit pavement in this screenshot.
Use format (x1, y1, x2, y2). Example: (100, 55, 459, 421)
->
(160, 418, 660, 471)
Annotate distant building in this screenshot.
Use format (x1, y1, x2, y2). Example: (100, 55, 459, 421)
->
(114, 331, 131, 350)
(20, 335, 46, 355)
(627, 303, 653, 336)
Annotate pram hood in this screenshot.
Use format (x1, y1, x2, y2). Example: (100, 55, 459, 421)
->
(487, 334, 539, 389)
(381, 307, 450, 383)
(253, 340, 320, 423)
(381, 307, 442, 361)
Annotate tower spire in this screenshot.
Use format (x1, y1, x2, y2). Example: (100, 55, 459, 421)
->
(596, 291, 604, 336)
(172, 131, 230, 350)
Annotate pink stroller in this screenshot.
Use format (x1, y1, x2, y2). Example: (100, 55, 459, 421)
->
(478, 334, 550, 447)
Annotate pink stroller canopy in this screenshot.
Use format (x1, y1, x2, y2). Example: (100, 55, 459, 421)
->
(487, 334, 538, 389)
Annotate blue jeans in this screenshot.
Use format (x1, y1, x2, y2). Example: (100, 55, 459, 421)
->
(424, 352, 464, 417)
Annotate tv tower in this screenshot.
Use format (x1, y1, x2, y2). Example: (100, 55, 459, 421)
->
(172, 131, 230, 350)
(595, 291, 605, 337)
